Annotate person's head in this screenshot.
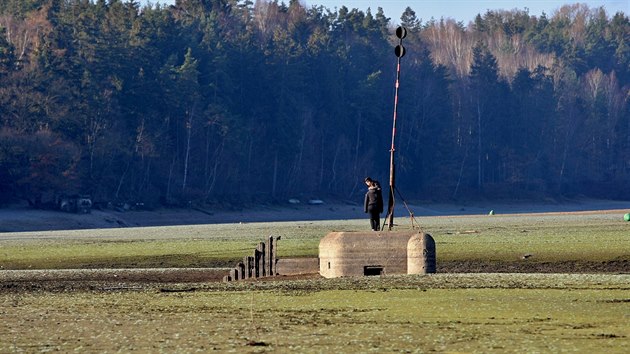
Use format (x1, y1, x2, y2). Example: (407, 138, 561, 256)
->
(364, 177, 373, 187)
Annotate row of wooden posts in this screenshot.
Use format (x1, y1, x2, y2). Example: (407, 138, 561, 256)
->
(223, 236, 279, 282)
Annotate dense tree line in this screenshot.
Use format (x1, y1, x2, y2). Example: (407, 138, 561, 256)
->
(0, 0, 628, 208)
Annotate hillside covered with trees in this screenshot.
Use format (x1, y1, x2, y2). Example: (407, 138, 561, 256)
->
(0, 0, 629, 208)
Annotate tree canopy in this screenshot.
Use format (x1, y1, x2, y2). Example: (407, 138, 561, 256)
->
(1, 0, 629, 207)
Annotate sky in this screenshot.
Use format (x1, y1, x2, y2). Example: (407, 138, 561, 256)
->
(141, 0, 628, 24)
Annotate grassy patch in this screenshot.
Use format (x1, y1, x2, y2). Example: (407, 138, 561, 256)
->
(1, 274, 629, 352)
(0, 213, 629, 269)
(1, 209, 628, 352)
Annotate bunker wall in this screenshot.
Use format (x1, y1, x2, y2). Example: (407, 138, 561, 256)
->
(319, 231, 418, 278)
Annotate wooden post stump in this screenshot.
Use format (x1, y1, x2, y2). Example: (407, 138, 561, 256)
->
(238, 262, 245, 280)
(224, 236, 280, 281)
(267, 236, 276, 276)
(256, 242, 265, 277)
(243, 256, 251, 279)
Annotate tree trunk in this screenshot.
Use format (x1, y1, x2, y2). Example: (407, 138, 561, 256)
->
(477, 100, 483, 190)
(182, 107, 194, 193)
(272, 151, 278, 198)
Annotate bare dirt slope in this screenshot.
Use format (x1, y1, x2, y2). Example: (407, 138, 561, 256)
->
(1, 199, 628, 233)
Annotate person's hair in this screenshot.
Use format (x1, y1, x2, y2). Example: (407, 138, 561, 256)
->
(364, 177, 373, 183)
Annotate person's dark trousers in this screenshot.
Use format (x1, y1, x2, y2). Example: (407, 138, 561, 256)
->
(368, 207, 380, 231)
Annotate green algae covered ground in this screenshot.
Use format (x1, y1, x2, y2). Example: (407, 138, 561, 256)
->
(1, 210, 629, 352)
(1, 274, 629, 353)
(0, 211, 628, 270)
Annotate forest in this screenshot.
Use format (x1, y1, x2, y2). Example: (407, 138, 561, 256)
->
(0, 0, 629, 208)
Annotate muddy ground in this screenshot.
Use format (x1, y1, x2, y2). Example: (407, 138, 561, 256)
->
(1, 258, 628, 293)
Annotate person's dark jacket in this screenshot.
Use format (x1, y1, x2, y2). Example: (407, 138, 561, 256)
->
(364, 186, 384, 214)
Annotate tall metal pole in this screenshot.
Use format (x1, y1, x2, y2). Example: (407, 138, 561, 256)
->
(385, 26, 407, 231)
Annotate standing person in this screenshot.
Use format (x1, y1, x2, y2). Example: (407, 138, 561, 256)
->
(364, 177, 384, 231)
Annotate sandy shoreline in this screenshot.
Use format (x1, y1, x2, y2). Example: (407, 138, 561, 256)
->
(1, 199, 628, 233)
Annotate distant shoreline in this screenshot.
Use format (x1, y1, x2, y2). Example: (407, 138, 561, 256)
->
(0, 198, 628, 233)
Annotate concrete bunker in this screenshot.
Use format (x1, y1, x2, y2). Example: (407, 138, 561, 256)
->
(319, 231, 435, 278)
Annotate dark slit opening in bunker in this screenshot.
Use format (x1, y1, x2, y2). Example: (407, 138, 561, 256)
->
(364, 266, 384, 276)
